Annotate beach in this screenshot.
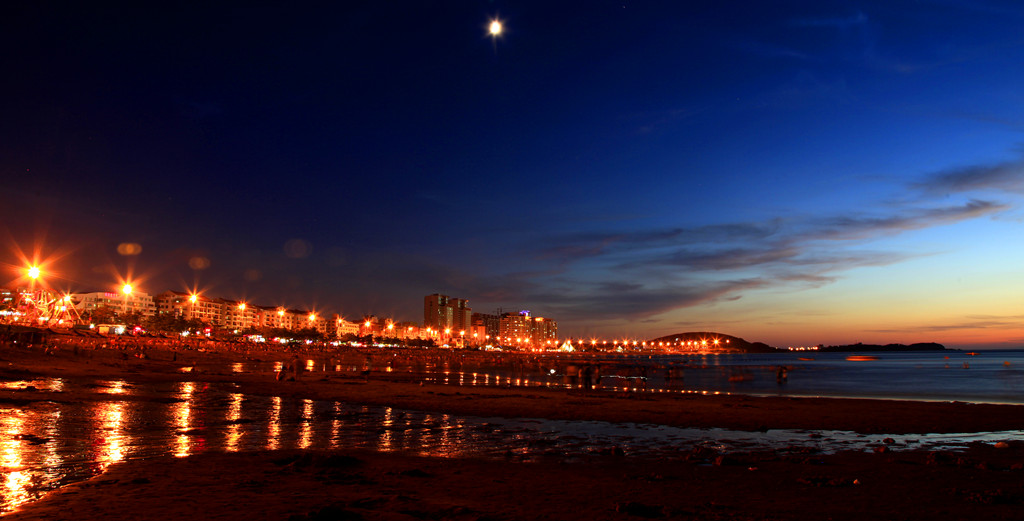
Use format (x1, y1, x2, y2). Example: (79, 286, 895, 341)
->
(2, 342, 1024, 520)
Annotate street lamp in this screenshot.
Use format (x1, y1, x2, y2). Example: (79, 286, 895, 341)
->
(122, 283, 133, 318)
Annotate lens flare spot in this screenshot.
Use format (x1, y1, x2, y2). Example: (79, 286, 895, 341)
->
(188, 257, 210, 270)
(116, 243, 142, 256)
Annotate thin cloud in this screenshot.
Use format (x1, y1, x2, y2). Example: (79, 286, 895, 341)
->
(813, 200, 1007, 240)
(869, 314, 1024, 333)
(517, 196, 1004, 326)
(533, 278, 768, 322)
(915, 156, 1024, 195)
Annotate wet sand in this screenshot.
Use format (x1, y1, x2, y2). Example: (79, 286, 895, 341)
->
(3, 344, 1024, 520)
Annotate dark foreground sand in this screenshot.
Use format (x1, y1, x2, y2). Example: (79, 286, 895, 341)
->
(2, 345, 1024, 520)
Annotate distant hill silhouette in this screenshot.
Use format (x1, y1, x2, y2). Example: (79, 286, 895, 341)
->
(817, 342, 946, 352)
(646, 332, 778, 353)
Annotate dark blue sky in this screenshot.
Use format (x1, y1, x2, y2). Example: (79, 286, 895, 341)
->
(4, 2, 1024, 347)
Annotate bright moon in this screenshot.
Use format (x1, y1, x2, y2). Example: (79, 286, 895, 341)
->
(489, 20, 502, 36)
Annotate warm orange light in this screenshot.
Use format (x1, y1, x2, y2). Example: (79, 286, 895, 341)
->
(278, 309, 285, 316)
(122, 284, 133, 295)
(489, 19, 502, 36)
(27, 266, 41, 280)
(308, 313, 316, 321)
(189, 294, 198, 303)
(238, 303, 246, 311)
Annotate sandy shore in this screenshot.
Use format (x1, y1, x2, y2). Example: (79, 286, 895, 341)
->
(3, 344, 1024, 520)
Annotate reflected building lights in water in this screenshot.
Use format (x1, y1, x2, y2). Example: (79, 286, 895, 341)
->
(305, 360, 315, 373)
(1, 412, 30, 509)
(0, 379, 66, 392)
(95, 401, 128, 470)
(267, 396, 281, 450)
(231, 363, 244, 373)
(378, 407, 394, 451)
(174, 382, 194, 457)
(298, 399, 314, 449)
(225, 393, 244, 452)
(330, 402, 343, 449)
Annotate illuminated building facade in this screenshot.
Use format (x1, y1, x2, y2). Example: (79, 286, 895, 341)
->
(155, 291, 222, 324)
(153, 292, 328, 333)
(424, 294, 471, 333)
(75, 291, 157, 318)
(471, 312, 500, 342)
(498, 310, 557, 348)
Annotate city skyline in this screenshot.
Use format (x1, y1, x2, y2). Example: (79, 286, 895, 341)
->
(3, 3, 1024, 349)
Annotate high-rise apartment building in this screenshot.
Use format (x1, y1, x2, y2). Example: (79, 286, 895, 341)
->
(470, 312, 501, 341)
(497, 310, 557, 348)
(424, 294, 471, 333)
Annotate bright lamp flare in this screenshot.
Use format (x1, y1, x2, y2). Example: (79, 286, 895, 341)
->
(27, 266, 41, 279)
(122, 284, 133, 295)
(489, 20, 502, 36)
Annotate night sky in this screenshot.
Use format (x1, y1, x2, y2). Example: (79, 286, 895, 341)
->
(3, 2, 1023, 348)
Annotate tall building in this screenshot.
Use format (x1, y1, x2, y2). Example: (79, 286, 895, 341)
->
(499, 311, 532, 345)
(497, 310, 558, 348)
(424, 294, 471, 333)
(470, 312, 500, 342)
(531, 316, 558, 347)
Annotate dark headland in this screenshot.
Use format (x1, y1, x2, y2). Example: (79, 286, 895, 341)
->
(647, 332, 946, 353)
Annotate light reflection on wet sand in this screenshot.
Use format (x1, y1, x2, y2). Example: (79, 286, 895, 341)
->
(298, 399, 314, 449)
(2, 412, 30, 509)
(94, 400, 127, 471)
(267, 396, 281, 451)
(2, 376, 1023, 515)
(173, 382, 194, 457)
(225, 393, 244, 452)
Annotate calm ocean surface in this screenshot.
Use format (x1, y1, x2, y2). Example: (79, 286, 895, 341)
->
(594, 349, 1024, 404)
(384, 349, 1024, 405)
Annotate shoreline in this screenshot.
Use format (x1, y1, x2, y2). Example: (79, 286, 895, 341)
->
(4, 343, 1024, 434)
(3, 343, 1024, 520)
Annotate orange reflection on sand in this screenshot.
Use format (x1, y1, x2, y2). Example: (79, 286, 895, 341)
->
(378, 407, 394, 451)
(1, 413, 31, 509)
(173, 382, 194, 457)
(225, 393, 244, 452)
(330, 402, 343, 448)
(94, 401, 128, 470)
(418, 413, 464, 458)
(267, 396, 281, 450)
(298, 399, 314, 449)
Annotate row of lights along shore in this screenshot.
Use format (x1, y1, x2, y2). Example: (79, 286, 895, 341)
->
(5, 264, 733, 350)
